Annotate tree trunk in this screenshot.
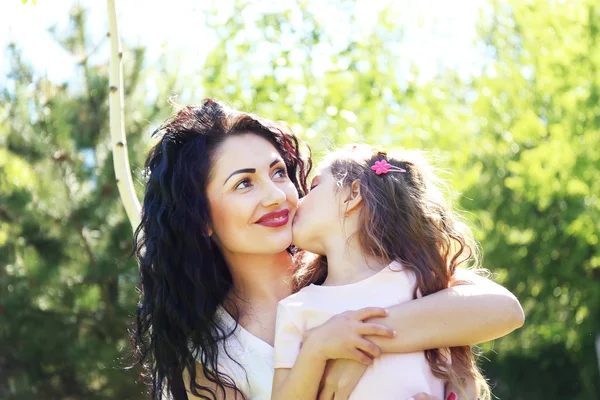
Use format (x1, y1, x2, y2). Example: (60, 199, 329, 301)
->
(107, 0, 141, 231)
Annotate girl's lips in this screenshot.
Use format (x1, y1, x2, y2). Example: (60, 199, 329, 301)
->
(256, 209, 290, 228)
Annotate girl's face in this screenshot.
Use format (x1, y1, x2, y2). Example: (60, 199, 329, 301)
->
(292, 165, 346, 255)
(206, 133, 299, 256)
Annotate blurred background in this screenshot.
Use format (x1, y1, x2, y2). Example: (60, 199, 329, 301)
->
(1, 0, 599, 398)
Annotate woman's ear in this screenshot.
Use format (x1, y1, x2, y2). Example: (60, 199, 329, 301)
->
(343, 179, 363, 215)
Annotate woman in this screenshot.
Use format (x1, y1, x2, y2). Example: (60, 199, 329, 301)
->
(133, 98, 524, 400)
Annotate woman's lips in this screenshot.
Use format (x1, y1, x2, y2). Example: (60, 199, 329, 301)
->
(256, 209, 290, 228)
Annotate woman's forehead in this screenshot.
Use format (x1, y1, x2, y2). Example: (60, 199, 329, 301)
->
(213, 134, 281, 171)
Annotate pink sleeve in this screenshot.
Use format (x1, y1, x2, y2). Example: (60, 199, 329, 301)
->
(273, 302, 304, 369)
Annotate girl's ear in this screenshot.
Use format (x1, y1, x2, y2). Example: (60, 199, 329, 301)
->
(343, 179, 363, 215)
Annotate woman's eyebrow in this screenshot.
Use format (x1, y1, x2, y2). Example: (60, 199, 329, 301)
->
(223, 158, 283, 185)
(223, 168, 255, 185)
(223, 159, 282, 186)
(270, 158, 283, 168)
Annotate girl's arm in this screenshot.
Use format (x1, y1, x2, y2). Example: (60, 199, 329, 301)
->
(368, 270, 524, 352)
(272, 351, 327, 400)
(271, 307, 395, 400)
(316, 359, 368, 399)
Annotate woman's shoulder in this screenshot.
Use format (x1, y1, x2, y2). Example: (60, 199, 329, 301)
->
(186, 311, 252, 398)
(214, 304, 236, 329)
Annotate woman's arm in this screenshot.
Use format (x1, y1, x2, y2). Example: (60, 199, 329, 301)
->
(316, 272, 517, 398)
(368, 270, 524, 353)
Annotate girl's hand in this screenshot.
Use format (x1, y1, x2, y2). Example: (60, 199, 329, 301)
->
(317, 359, 368, 400)
(302, 307, 395, 365)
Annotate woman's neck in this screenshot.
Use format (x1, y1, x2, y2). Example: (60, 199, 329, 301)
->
(323, 235, 388, 286)
(223, 249, 295, 309)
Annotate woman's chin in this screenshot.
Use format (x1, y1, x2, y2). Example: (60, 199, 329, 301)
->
(262, 230, 294, 253)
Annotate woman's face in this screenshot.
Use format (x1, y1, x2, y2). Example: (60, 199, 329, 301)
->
(206, 133, 299, 256)
(292, 165, 345, 255)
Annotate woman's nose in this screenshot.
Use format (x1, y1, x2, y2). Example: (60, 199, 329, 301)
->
(261, 180, 287, 207)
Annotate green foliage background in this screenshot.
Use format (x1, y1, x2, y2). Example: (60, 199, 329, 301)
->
(1, 1, 598, 398)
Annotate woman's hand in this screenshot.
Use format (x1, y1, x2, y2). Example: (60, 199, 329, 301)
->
(317, 359, 368, 400)
(407, 393, 442, 400)
(302, 307, 395, 365)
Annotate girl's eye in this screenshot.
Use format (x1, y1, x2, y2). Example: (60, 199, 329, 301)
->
(310, 184, 318, 191)
(273, 168, 287, 179)
(235, 178, 252, 190)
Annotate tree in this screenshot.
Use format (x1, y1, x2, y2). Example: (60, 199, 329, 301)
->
(461, 1, 600, 398)
(196, 1, 599, 398)
(107, 0, 141, 231)
(3, 0, 598, 398)
(0, 6, 175, 399)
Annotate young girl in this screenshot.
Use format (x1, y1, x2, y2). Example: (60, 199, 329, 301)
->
(272, 144, 491, 400)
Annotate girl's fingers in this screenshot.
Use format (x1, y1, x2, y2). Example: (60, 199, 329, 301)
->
(318, 387, 333, 400)
(357, 322, 396, 337)
(351, 349, 374, 365)
(333, 391, 351, 400)
(353, 307, 388, 321)
(344, 348, 373, 365)
(354, 338, 381, 358)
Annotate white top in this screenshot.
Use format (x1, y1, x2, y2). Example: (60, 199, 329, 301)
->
(274, 261, 446, 400)
(191, 306, 275, 400)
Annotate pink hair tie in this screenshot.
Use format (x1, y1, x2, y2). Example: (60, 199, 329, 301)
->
(371, 160, 406, 175)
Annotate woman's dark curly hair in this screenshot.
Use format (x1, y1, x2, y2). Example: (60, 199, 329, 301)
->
(132, 98, 311, 399)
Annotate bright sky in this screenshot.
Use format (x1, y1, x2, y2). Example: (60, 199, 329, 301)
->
(0, 0, 486, 89)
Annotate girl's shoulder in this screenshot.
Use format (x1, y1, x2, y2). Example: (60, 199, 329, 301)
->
(278, 285, 315, 309)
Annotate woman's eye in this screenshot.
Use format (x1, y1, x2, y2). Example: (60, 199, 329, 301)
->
(273, 168, 287, 179)
(309, 184, 318, 191)
(235, 178, 252, 190)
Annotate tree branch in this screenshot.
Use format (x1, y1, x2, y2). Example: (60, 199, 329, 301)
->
(107, 0, 141, 231)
